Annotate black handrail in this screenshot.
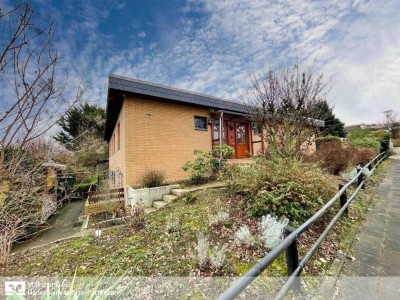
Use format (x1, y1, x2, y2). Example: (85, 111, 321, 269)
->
(218, 152, 386, 300)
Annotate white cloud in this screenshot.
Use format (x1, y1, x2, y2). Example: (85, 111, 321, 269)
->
(138, 31, 146, 38)
(44, 0, 400, 125)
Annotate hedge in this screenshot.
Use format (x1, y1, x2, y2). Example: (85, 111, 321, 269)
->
(347, 129, 391, 153)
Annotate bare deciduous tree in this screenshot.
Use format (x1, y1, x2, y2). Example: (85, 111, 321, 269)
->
(240, 61, 330, 158)
(0, 139, 57, 265)
(0, 2, 84, 163)
(0, 2, 83, 265)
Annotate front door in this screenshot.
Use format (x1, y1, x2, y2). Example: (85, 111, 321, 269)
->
(212, 119, 251, 158)
(235, 122, 250, 158)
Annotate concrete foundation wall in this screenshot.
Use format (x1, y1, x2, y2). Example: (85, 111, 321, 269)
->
(127, 184, 180, 207)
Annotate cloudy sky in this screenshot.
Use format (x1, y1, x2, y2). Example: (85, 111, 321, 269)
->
(26, 0, 400, 125)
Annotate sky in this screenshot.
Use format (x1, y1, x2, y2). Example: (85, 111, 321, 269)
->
(14, 0, 400, 125)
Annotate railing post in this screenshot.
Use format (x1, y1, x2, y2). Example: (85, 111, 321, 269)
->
(339, 184, 348, 216)
(284, 226, 301, 292)
(357, 167, 364, 189)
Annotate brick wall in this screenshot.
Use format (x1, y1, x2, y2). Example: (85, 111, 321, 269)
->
(108, 101, 126, 188)
(123, 97, 213, 186)
(108, 96, 267, 187)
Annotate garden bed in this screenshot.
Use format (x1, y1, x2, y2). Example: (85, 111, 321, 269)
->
(2, 161, 389, 287)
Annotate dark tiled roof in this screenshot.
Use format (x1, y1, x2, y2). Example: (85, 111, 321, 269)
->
(108, 74, 249, 113)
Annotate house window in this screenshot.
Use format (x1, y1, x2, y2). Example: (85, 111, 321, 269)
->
(194, 116, 207, 130)
(117, 122, 120, 150)
(253, 125, 262, 136)
(213, 121, 226, 145)
(113, 133, 115, 154)
(108, 170, 115, 185)
(237, 125, 247, 144)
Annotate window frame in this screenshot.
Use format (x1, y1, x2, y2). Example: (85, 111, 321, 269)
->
(112, 133, 115, 154)
(117, 122, 120, 150)
(194, 115, 208, 131)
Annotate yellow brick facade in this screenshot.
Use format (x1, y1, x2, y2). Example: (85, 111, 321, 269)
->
(109, 97, 218, 186)
(108, 101, 126, 187)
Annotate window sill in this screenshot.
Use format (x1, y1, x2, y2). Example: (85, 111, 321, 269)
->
(195, 128, 208, 131)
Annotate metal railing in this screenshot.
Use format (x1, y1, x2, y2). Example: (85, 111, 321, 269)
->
(218, 152, 386, 300)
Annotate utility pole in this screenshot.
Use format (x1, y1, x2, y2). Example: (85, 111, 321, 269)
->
(382, 110, 393, 130)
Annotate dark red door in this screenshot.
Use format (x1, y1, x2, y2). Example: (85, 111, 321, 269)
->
(235, 123, 250, 158)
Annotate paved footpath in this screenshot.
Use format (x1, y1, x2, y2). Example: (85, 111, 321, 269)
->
(11, 199, 85, 253)
(334, 148, 400, 299)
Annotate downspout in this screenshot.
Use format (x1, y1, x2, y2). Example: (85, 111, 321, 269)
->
(219, 111, 224, 169)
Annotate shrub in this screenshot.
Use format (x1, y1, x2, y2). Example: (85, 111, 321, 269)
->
(315, 135, 341, 149)
(222, 157, 334, 225)
(182, 145, 234, 183)
(183, 192, 197, 204)
(182, 150, 219, 183)
(234, 225, 256, 245)
(233, 214, 288, 249)
(375, 130, 391, 152)
(127, 202, 146, 233)
(195, 232, 209, 267)
(259, 215, 289, 249)
(209, 210, 229, 226)
(166, 216, 180, 233)
(393, 139, 400, 147)
(354, 147, 377, 166)
(347, 128, 369, 140)
(350, 137, 380, 152)
(311, 142, 354, 175)
(212, 145, 235, 159)
(210, 245, 227, 271)
(392, 126, 400, 139)
(140, 169, 165, 188)
(347, 128, 391, 153)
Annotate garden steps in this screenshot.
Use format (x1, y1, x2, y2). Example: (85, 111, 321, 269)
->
(145, 182, 227, 215)
(170, 182, 227, 196)
(170, 189, 186, 196)
(163, 194, 178, 202)
(153, 200, 168, 209)
(144, 207, 157, 214)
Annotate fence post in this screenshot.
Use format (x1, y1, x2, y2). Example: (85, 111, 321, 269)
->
(284, 226, 301, 292)
(357, 167, 364, 189)
(339, 184, 348, 215)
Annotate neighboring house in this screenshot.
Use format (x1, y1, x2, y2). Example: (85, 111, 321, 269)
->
(104, 74, 322, 187)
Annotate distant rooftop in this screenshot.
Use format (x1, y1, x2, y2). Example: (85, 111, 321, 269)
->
(344, 123, 387, 132)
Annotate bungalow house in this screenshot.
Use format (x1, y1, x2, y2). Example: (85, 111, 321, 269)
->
(104, 74, 322, 188)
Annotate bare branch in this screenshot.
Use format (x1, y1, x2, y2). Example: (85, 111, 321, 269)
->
(241, 59, 330, 158)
